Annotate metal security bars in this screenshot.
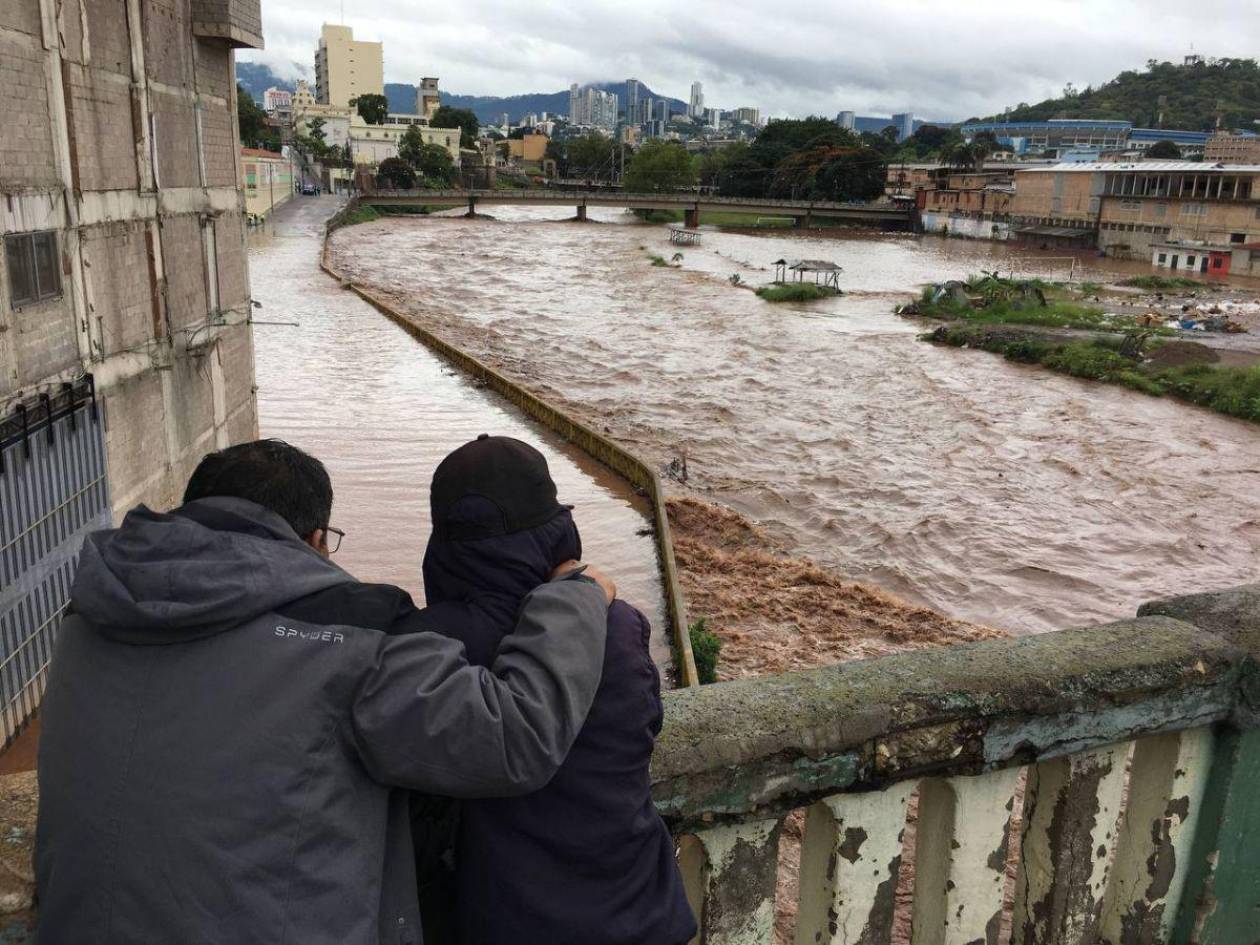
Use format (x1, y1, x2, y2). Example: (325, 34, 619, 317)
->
(0, 378, 110, 750)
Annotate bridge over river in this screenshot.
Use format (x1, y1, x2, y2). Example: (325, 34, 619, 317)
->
(364, 188, 913, 228)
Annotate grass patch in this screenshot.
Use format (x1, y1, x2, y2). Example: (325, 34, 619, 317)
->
(755, 283, 836, 303)
(927, 325, 1260, 423)
(1118, 275, 1204, 290)
(647, 253, 670, 267)
(688, 618, 722, 685)
(326, 203, 380, 231)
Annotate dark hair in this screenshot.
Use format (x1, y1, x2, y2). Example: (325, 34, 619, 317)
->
(183, 439, 333, 539)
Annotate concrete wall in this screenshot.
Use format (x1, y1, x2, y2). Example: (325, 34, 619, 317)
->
(0, 0, 261, 519)
(920, 212, 1013, 241)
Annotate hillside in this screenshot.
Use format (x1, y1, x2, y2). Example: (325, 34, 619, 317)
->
(235, 62, 685, 123)
(984, 57, 1260, 131)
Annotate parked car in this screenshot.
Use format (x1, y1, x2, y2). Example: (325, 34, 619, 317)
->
(300, 183, 317, 196)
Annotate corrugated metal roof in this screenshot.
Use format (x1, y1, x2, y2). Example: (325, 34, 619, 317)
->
(1018, 161, 1260, 173)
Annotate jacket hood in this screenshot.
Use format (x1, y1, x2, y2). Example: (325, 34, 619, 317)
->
(72, 497, 355, 643)
(423, 504, 582, 617)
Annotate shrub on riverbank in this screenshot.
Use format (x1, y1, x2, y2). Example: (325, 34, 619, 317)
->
(928, 325, 1260, 423)
(1119, 275, 1204, 290)
(327, 203, 380, 231)
(688, 618, 722, 684)
(756, 283, 836, 302)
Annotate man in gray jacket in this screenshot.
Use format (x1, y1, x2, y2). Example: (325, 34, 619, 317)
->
(34, 439, 613, 945)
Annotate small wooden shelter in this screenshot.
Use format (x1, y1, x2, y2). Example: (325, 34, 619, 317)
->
(773, 259, 843, 292)
(668, 225, 702, 246)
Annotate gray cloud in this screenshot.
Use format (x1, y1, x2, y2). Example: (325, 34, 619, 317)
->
(242, 0, 1258, 120)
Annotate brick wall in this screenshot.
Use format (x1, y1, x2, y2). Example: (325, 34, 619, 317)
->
(0, 34, 59, 190)
(85, 0, 133, 76)
(82, 221, 154, 356)
(201, 102, 236, 187)
(0, 0, 41, 37)
(143, 0, 193, 89)
(67, 65, 140, 192)
(214, 212, 247, 308)
(194, 38, 230, 99)
(102, 369, 175, 512)
(152, 90, 201, 188)
(11, 295, 78, 388)
(159, 213, 207, 330)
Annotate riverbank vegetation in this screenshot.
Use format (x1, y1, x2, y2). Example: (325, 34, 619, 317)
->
(907, 273, 1170, 333)
(1118, 275, 1205, 290)
(756, 283, 836, 303)
(327, 203, 381, 231)
(928, 325, 1260, 424)
(688, 618, 722, 684)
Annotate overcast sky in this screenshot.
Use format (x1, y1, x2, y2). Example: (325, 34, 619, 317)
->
(241, 0, 1259, 120)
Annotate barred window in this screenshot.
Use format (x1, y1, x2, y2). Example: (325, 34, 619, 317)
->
(5, 231, 62, 307)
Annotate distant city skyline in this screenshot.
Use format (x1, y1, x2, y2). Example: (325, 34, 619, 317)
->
(240, 0, 1257, 121)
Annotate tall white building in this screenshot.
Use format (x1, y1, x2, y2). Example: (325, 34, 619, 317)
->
(689, 81, 704, 118)
(626, 79, 641, 123)
(568, 84, 619, 130)
(892, 112, 915, 142)
(837, 110, 856, 130)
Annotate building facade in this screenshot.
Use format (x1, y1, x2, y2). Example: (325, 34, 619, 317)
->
(689, 81, 704, 118)
(1, 0, 262, 745)
(416, 76, 440, 120)
(962, 119, 1210, 158)
(892, 112, 914, 143)
(241, 147, 294, 218)
(314, 23, 383, 108)
(1205, 132, 1260, 165)
(568, 84, 618, 130)
(731, 107, 761, 127)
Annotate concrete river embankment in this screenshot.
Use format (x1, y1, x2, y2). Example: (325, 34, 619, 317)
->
(247, 197, 670, 664)
(328, 206, 1260, 640)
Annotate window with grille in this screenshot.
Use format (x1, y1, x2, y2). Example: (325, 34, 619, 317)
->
(5, 231, 62, 307)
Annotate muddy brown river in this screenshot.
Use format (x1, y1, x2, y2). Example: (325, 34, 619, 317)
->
(330, 206, 1260, 635)
(248, 198, 669, 662)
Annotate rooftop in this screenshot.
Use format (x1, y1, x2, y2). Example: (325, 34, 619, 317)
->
(1018, 161, 1260, 173)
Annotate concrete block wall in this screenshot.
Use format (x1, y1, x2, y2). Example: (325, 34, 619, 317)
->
(0, 0, 261, 520)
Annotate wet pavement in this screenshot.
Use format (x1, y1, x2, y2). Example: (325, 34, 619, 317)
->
(330, 206, 1260, 635)
(248, 197, 670, 664)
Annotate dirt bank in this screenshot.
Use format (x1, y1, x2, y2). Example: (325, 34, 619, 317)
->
(667, 496, 1002, 679)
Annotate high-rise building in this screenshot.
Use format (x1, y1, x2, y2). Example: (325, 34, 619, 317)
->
(892, 112, 915, 142)
(656, 99, 671, 123)
(837, 110, 856, 130)
(264, 87, 293, 114)
(626, 79, 641, 123)
(315, 24, 384, 107)
(416, 77, 441, 120)
(568, 84, 619, 130)
(732, 107, 760, 127)
(689, 81, 704, 118)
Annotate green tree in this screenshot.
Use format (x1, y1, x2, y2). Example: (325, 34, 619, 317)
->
(351, 93, 389, 125)
(623, 140, 697, 192)
(768, 145, 886, 201)
(431, 105, 479, 148)
(236, 84, 279, 151)
(376, 156, 416, 189)
(294, 116, 330, 160)
(399, 126, 456, 184)
(1146, 139, 1183, 158)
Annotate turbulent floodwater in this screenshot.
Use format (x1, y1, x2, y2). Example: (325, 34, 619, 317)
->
(247, 198, 668, 661)
(331, 206, 1260, 635)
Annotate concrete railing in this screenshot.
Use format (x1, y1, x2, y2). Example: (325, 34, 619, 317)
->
(650, 585, 1260, 944)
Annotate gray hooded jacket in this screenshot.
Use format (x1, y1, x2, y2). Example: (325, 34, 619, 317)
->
(34, 497, 608, 945)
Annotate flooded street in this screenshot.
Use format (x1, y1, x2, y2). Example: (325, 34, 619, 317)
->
(248, 198, 669, 662)
(331, 207, 1260, 636)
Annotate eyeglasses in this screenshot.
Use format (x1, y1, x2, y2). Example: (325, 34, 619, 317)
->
(324, 526, 346, 555)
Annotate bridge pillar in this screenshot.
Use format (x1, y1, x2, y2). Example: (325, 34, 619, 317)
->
(795, 211, 813, 229)
(575, 204, 587, 222)
(684, 207, 700, 229)
(465, 197, 476, 218)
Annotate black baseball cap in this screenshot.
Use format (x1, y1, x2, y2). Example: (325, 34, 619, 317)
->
(430, 434, 573, 541)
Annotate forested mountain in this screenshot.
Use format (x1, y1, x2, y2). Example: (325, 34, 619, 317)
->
(982, 58, 1260, 131)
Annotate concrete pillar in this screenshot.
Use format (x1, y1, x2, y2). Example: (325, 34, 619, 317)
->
(684, 206, 700, 228)
(575, 204, 587, 222)
(679, 817, 782, 945)
(466, 197, 476, 218)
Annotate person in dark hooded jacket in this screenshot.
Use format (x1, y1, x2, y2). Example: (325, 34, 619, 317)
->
(34, 439, 615, 945)
(411, 434, 696, 945)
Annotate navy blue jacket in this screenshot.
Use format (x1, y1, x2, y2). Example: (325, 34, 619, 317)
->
(413, 511, 696, 945)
